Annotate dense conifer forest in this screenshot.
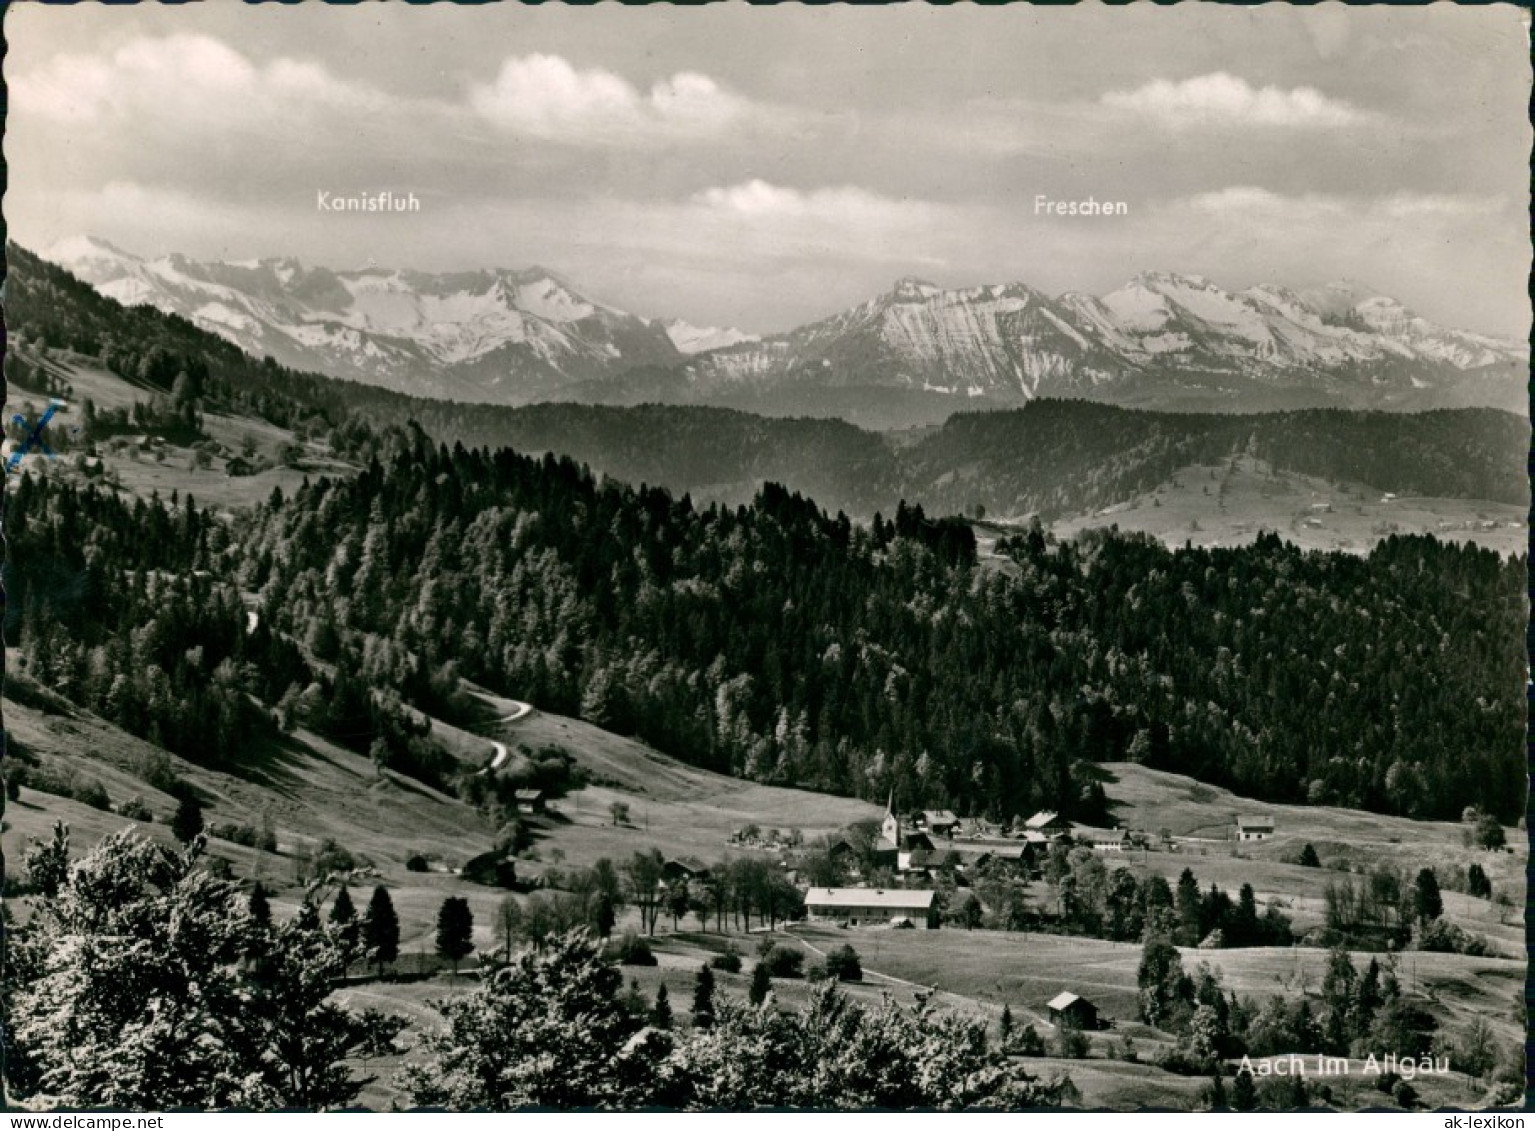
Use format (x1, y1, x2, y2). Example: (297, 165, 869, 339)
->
(902, 401, 1528, 518)
(7, 417, 1523, 822)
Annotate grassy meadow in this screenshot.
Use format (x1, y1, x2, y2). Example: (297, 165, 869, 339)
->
(1051, 456, 1524, 556)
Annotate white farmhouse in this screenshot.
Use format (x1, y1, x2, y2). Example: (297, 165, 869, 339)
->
(1236, 816, 1274, 842)
(803, 887, 938, 929)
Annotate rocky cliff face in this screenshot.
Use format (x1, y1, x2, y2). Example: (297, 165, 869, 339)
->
(682, 271, 1526, 413)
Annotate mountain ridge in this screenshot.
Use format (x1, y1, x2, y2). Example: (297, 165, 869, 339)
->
(43, 236, 686, 404)
(40, 236, 1530, 418)
(11, 241, 1526, 538)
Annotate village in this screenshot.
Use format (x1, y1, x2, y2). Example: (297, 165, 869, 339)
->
(724, 799, 1276, 932)
(541, 788, 1286, 1042)
(465, 759, 1309, 1039)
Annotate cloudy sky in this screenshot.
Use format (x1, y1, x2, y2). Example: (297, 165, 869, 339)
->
(7, 3, 1530, 336)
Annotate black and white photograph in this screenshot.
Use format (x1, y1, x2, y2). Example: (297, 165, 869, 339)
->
(1, 1, 1529, 1114)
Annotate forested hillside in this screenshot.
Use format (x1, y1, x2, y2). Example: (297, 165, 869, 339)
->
(7, 243, 1528, 524)
(234, 437, 1524, 822)
(10, 417, 1520, 823)
(902, 402, 1529, 520)
(451, 403, 899, 517)
(6, 472, 460, 790)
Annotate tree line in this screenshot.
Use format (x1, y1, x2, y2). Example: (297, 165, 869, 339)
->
(511, 849, 804, 946)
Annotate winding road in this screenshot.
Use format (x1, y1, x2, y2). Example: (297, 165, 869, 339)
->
(479, 698, 534, 775)
(487, 741, 510, 771)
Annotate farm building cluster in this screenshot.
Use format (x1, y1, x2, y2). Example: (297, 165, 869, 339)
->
(788, 802, 1280, 930)
(854, 800, 1144, 874)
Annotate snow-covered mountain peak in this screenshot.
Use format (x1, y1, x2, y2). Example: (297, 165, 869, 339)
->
(1099, 278, 1177, 331)
(48, 233, 137, 259)
(38, 235, 1525, 414)
(681, 267, 1526, 411)
(889, 277, 943, 301)
(663, 320, 759, 355)
(44, 235, 144, 281)
(39, 237, 684, 402)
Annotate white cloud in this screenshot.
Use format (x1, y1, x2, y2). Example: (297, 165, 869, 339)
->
(1135, 186, 1527, 336)
(1376, 193, 1505, 220)
(1178, 186, 1503, 223)
(690, 179, 939, 228)
(32, 181, 308, 256)
(14, 38, 778, 155)
(1101, 72, 1370, 128)
(469, 54, 756, 145)
(10, 34, 397, 127)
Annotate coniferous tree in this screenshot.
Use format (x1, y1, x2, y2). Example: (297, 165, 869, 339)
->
(1231, 884, 1259, 947)
(1136, 935, 1188, 1028)
(1207, 1062, 1227, 1111)
(956, 893, 983, 930)
(170, 795, 205, 845)
(623, 977, 647, 1017)
(1412, 869, 1443, 922)
(330, 884, 356, 926)
(1351, 958, 1383, 1041)
(363, 885, 400, 977)
(1232, 1066, 1258, 1112)
(652, 983, 673, 1030)
(1466, 863, 1491, 899)
(691, 963, 716, 1030)
(295, 899, 322, 933)
(749, 961, 771, 1007)
(592, 892, 617, 939)
(22, 822, 71, 900)
(1174, 869, 1202, 946)
(1320, 946, 1357, 1054)
(2, 265, 1526, 832)
(329, 885, 360, 969)
(248, 881, 272, 928)
(1298, 844, 1321, 868)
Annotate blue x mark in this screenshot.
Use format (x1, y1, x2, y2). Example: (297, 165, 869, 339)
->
(5, 399, 66, 474)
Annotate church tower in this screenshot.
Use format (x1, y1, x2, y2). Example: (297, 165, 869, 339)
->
(880, 791, 901, 847)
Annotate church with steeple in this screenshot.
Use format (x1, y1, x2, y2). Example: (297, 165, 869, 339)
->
(873, 793, 934, 871)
